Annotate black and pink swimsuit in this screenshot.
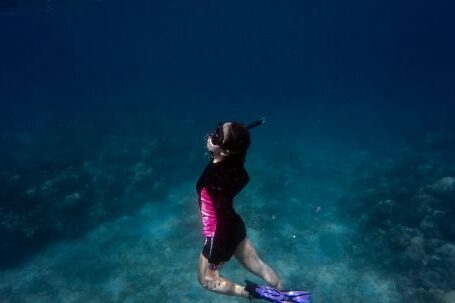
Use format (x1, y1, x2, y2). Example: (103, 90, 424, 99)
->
(196, 157, 249, 265)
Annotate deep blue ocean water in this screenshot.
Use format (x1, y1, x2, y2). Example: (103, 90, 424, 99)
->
(1, 1, 454, 302)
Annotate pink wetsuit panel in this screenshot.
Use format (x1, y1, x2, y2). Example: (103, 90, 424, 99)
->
(200, 187, 217, 237)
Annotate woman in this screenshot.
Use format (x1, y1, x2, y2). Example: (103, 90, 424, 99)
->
(196, 120, 283, 299)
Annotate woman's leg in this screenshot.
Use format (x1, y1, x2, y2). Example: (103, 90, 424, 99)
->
(234, 237, 284, 289)
(197, 253, 250, 298)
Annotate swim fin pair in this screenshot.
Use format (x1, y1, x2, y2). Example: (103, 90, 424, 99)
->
(244, 280, 311, 303)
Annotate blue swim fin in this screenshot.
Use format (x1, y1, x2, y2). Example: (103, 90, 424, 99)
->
(244, 280, 311, 303)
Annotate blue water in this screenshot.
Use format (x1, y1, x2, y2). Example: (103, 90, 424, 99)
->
(1, 1, 454, 302)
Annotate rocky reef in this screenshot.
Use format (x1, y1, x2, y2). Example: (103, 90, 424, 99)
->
(0, 115, 199, 268)
(339, 144, 455, 302)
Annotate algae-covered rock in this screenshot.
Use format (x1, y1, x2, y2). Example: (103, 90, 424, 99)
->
(430, 177, 455, 195)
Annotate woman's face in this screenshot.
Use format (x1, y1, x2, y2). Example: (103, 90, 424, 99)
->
(207, 122, 231, 154)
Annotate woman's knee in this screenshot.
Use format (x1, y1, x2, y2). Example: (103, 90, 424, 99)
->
(198, 275, 221, 291)
(197, 268, 220, 291)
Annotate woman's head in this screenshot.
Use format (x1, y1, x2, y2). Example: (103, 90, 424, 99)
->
(207, 122, 250, 162)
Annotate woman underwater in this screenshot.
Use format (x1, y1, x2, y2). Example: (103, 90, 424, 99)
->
(196, 120, 284, 299)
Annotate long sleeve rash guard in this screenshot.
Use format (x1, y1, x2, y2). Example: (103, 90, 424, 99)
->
(196, 157, 249, 237)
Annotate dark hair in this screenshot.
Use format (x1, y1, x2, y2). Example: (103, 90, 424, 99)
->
(222, 122, 251, 162)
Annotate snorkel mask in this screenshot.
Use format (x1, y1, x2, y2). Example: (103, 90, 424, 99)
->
(208, 118, 265, 151)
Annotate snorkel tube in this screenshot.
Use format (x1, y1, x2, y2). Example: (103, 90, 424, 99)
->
(246, 118, 266, 130)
